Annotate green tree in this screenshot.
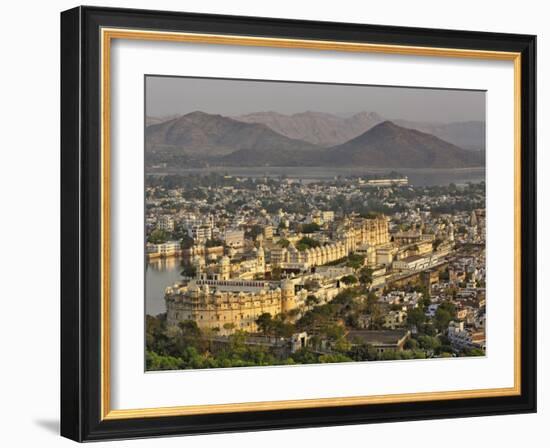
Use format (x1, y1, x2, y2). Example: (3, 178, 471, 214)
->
(321, 323, 345, 341)
(180, 233, 194, 249)
(438, 301, 457, 317)
(301, 222, 321, 234)
(180, 264, 196, 278)
(406, 308, 426, 328)
(466, 348, 485, 357)
(277, 238, 290, 248)
(296, 236, 321, 251)
(146, 351, 182, 371)
(270, 267, 282, 280)
(341, 275, 358, 285)
(359, 267, 374, 285)
(148, 229, 169, 244)
(291, 348, 319, 364)
(205, 238, 224, 247)
(411, 350, 427, 359)
(365, 291, 380, 314)
(245, 225, 263, 240)
(306, 295, 320, 307)
(271, 318, 295, 338)
(417, 335, 442, 351)
(346, 253, 366, 269)
(420, 294, 432, 309)
(178, 320, 201, 337)
(256, 313, 273, 336)
(378, 350, 400, 361)
(369, 305, 385, 330)
(348, 343, 377, 361)
(318, 353, 353, 363)
(434, 308, 453, 331)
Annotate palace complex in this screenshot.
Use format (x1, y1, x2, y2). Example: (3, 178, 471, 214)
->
(164, 215, 394, 335)
(165, 278, 303, 335)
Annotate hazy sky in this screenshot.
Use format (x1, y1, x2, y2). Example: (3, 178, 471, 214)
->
(146, 76, 485, 123)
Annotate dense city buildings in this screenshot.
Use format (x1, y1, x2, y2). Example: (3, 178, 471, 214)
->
(145, 173, 486, 370)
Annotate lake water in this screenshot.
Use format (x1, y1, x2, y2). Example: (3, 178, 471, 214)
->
(146, 257, 183, 316)
(148, 166, 486, 187)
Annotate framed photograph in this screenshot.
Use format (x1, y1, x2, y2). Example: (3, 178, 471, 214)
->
(61, 6, 536, 441)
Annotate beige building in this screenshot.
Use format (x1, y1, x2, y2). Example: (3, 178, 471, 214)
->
(393, 254, 437, 272)
(165, 278, 304, 335)
(272, 215, 390, 271)
(414, 240, 434, 255)
(383, 310, 407, 329)
(146, 241, 181, 259)
(337, 215, 390, 253)
(286, 241, 347, 268)
(375, 244, 399, 266)
(191, 224, 213, 243)
(321, 211, 335, 222)
(347, 330, 411, 353)
(365, 177, 408, 187)
(355, 242, 397, 267)
(223, 229, 245, 249)
(270, 240, 347, 270)
(157, 215, 175, 232)
(263, 225, 274, 241)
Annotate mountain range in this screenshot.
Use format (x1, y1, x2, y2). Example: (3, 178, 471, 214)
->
(146, 111, 319, 158)
(148, 110, 485, 151)
(392, 119, 485, 151)
(145, 111, 483, 169)
(234, 111, 384, 147)
(324, 121, 481, 168)
(146, 115, 180, 127)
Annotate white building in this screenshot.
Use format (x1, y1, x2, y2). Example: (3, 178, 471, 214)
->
(191, 224, 213, 243)
(157, 215, 175, 232)
(223, 229, 245, 249)
(447, 321, 485, 351)
(392, 254, 436, 272)
(147, 240, 181, 258)
(383, 310, 407, 329)
(321, 211, 335, 222)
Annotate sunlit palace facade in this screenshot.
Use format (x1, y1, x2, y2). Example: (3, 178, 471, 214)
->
(272, 215, 390, 270)
(164, 215, 389, 335)
(165, 278, 303, 336)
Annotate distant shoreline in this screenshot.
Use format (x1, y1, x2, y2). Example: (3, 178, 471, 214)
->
(146, 166, 486, 187)
(147, 165, 486, 175)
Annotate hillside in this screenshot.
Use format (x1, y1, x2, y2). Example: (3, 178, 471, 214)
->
(145, 111, 320, 158)
(234, 110, 383, 146)
(325, 121, 482, 168)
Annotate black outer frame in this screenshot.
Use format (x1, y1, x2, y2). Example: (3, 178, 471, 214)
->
(60, 6, 537, 442)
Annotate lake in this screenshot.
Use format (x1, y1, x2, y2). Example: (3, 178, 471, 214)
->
(146, 257, 183, 316)
(148, 166, 486, 187)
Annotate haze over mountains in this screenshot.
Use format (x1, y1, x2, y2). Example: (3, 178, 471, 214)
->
(145, 114, 181, 127)
(146, 111, 319, 157)
(325, 121, 481, 168)
(147, 110, 485, 151)
(145, 111, 484, 169)
(392, 119, 485, 151)
(234, 111, 384, 147)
